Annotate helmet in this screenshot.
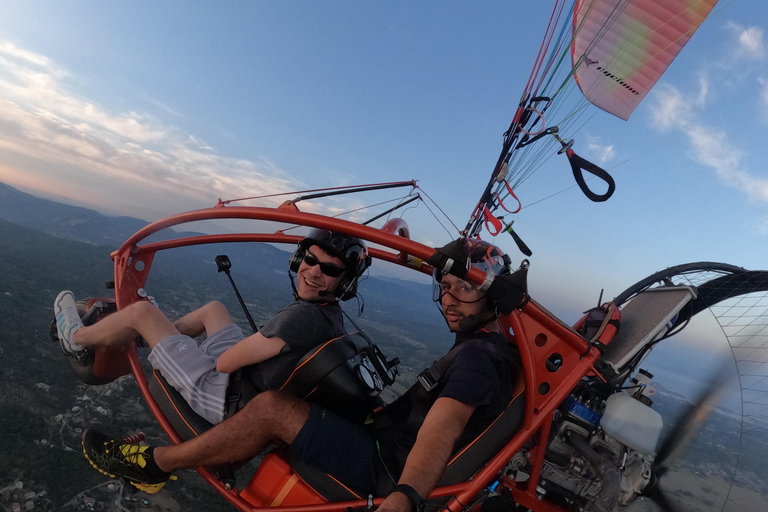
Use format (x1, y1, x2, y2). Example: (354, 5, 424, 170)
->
(289, 229, 372, 301)
(432, 238, 511, 304)
(466, 238, 511, 286)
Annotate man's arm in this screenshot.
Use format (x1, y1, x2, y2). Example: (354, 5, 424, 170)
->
(378, 397, 475, 512)
(216, 332, 286, 373)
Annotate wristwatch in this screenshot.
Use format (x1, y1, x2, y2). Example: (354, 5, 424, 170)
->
(390, 484, 425, 512)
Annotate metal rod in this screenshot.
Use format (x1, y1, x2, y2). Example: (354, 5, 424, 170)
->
(362, 194, 421, 225)
(224, 269, 258, 333)
(293, 181, 416, 203)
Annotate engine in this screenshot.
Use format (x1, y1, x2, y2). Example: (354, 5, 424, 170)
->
(508, 370, 661, 512)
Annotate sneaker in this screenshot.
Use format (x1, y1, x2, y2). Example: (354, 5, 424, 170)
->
(82, 429, 172, 493)
(54, 291, 85, 356)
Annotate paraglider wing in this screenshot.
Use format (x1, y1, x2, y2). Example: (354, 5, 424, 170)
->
(572, 0, 718, 120)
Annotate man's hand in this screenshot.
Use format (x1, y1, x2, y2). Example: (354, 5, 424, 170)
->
(376, 490, 412, 512)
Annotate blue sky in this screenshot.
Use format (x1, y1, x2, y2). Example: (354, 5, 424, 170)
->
(0, 0, 767, 322)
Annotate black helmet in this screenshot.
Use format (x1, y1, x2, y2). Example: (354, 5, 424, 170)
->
(289, 229, 372, 301)
(465, 238, 512, 289)
(432, 238, 512, 305)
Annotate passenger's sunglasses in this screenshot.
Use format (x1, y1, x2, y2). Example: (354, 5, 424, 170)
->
(303, 251, 346, 278)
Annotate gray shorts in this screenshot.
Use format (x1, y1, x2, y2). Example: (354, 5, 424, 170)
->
(147, 324, 243, 425)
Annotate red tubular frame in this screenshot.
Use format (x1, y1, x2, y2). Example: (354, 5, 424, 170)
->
(108, 204, 608, 512)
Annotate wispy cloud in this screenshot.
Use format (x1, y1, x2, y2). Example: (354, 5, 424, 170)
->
(0, 39, 299, 219)
(737, 25, 766, 59)
(649, 84, 695, 131)
(586, 136, 614, 164)
(723, 22, 766, 60)
(650, 81, 768, 202)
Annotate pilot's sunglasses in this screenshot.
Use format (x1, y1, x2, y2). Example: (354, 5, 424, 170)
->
(303, 251, 346, 277)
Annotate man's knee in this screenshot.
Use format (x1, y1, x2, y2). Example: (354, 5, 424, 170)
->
(125, 300, 164, 322)
(244, 392, 310, 440)
(246, 391, 290, 417)
(202, 300, 225, 313)
(199, 301, 231, 324)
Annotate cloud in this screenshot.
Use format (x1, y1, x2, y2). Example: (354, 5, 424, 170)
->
(649, 82, 768, 202)
(739, 26, 766, 59)
(0, 39, 301, 219)
(586, 137, 614, 164)
(725, 22, 766, 60)
(649, 83, 695, 131)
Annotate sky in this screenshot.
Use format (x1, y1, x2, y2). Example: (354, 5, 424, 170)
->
(1, 1, 767, 322)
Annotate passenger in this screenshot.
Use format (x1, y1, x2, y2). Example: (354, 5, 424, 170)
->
(54, 229, 371, 428)
(79, 238, 523, 511)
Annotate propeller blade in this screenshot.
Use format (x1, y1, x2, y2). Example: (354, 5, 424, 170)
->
(652, 365, 731, 475)
(642, 476, 680, 512)
(641, 364, 734, 511)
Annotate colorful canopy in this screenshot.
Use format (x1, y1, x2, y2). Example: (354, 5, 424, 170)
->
(572, 0, 718, 120)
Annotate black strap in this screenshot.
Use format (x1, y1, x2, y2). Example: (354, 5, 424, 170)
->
(225, 369, 243, 418)
(390, 484, 425, 512)
(566, 149, 615, 202)
(420, 337, 519, 389)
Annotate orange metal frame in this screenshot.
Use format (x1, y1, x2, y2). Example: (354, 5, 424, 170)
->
(104, 203, 608, 512)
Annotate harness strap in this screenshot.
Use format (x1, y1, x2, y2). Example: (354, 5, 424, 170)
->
(374, 336, 519, 483)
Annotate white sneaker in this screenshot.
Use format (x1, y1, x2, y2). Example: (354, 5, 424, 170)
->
(54, 291, 85, 355)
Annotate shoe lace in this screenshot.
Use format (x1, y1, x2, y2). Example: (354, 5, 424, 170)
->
(106, 438, 151, 469)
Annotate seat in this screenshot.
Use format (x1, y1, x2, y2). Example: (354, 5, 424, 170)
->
(266, 373, 526, 503)
(279, 334, 389, 423)
(147, 333, 394, 488)
(148, 369, 237, 486)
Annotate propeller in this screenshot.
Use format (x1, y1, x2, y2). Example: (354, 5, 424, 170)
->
(641, 365, 733, 512)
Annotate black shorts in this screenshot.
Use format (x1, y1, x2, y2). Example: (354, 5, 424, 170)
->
(287, 403, 379, 493)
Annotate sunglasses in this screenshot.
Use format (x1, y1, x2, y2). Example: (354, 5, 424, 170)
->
(303, 251, 346, 278)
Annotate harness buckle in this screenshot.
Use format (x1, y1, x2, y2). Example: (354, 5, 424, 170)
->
(417, 368, 439, 392)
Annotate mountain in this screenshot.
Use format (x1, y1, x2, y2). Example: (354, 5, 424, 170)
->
(0, 182, 151, 247)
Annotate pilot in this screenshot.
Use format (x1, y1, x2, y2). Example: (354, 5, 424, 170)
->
(79, 238, 525, 512)
(54, 229, 370, 429)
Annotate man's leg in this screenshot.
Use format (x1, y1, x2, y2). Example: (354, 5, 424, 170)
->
(82, 391, 311, 491)
(72, 300, 179, 350)
(153, 391, 310, 471)
(173, 301, 235, 339)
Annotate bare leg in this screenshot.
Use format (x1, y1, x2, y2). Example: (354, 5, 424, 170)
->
(173, 301, 234, 338)
(153, 391, 310, 472)
(73, 301, 179, 350)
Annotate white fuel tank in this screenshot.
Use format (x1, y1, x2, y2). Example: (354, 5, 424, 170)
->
(600, 392, 663, 454)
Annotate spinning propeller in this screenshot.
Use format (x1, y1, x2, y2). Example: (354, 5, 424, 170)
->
(641, 367, 732, 512)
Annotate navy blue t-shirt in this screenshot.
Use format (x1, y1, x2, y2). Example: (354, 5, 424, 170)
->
(438, 330, 518, 448)
(378, 329, 519, 478)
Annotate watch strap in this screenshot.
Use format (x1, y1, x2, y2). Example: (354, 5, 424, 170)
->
(390, 484, 425, 512)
